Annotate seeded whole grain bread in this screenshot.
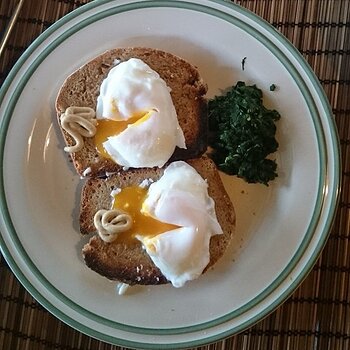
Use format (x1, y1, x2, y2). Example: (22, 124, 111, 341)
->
(81, 156, 235, 286)
(55, 47, 208, 177)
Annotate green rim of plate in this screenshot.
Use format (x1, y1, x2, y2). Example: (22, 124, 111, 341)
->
(0, 0, 340, 348)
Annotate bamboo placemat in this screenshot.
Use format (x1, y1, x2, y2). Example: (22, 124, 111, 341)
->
(0, 1, 349, 349)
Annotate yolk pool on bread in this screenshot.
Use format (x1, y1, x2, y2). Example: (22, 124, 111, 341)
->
(109, 161, 223, 288)
(95, 58, 186, 168)
(111, 185, 179, 244)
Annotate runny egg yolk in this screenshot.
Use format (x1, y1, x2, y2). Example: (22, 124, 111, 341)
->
(94, 111, 153, 158)
(111, 186, 179, 244)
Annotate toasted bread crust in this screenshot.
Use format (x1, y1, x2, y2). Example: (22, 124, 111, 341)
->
(81, 157, 235, 285)
(55, 47, 208, 177)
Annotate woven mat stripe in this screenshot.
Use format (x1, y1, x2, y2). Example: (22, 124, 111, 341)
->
(0, 0, 349, 350)
(0, 0, 90, 84)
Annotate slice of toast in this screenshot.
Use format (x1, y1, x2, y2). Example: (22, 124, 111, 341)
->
(55, 47, 208, 177)
(81, 156, 235, 285)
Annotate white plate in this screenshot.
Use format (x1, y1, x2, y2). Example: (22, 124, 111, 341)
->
(0, 0, 340, 348)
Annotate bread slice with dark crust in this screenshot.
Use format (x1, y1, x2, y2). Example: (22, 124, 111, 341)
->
(55, 47, 208, 177)
(81, 156, 235, 286)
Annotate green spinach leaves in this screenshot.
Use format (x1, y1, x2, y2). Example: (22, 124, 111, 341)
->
(208, 81, 280, 185)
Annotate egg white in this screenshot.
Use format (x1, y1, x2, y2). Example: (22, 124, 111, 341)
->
(137, 161, 222, 288)
(96, 58, 186, 168)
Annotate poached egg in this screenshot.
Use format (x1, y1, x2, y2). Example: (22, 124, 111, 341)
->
(95, 58, 186, 168)
(111, 161, 223, 288)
